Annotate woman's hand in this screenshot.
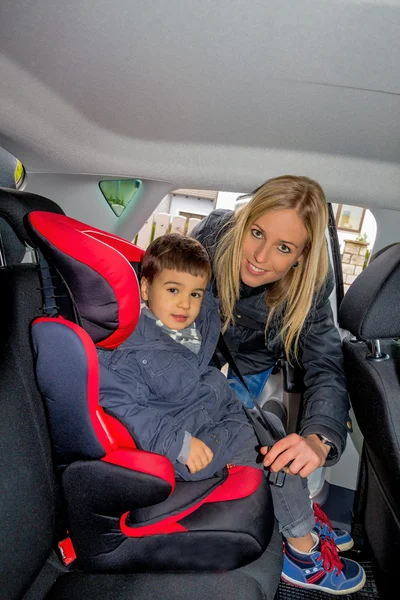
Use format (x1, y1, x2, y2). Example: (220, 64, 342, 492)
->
(260, 433, 330, 478)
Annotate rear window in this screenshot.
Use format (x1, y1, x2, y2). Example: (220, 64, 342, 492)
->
(99, 179, 142, 217)
(0, 147, 25, 189)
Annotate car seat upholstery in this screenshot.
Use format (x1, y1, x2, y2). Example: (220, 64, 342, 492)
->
(0, 187, 64, 266)
(0, 187, 283, 599)
(339, 242, 400, 590)
(26, 209, 274, 572)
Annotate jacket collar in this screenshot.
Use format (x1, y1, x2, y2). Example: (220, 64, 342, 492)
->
(130, 289, 219, 366)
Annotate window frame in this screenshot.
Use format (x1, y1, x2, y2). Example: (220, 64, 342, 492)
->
(334, 203, 366, 234)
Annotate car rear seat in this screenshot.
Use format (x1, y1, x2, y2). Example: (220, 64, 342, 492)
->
(0, 187, 283, 600)
(339, 242, 400, 598)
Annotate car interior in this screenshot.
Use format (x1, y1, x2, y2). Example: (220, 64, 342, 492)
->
(1, 2, 400, 599)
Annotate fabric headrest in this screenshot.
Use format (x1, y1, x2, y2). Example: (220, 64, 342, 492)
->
(0, 187, 64, 246)
(0, 217, 26, 264)
(339, 243, 400, 340)
(27, 211, 144, 349)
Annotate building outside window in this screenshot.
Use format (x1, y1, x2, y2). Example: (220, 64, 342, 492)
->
(333, 203, 366, 234)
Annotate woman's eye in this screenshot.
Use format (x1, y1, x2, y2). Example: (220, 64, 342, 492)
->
(251, 228, 263, 239)
(278, 244, 290, 254)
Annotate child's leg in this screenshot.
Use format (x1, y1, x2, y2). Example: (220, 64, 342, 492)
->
(230, 413, 366, 594)
(229, 414, 315, 541)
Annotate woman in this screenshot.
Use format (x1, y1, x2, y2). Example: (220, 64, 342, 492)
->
(192, 175, 351, 482)
(191, 177, 365, 593)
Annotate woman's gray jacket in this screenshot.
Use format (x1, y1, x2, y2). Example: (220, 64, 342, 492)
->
(192, 209, 351, 465)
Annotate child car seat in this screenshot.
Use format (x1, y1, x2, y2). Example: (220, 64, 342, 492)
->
(25, 209, 275, 572)
(0, 184, 284, 600)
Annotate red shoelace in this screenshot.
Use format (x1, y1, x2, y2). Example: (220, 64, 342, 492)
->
(319, 537, 343, 576)
(313, 502, 333, 533)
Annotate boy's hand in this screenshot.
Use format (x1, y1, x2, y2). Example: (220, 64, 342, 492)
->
(186, 437, 214, 474)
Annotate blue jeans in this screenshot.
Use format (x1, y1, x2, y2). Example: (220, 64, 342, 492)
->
(228, 368, 315, 538)
(229, 412, 315, 539)
(227, 367, 273, 408)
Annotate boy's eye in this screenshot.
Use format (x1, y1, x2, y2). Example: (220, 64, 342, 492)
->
(191, 292, 202, 299)
(167, 287, 178, 294)
(278, 244, 290, 254)
(251, 228, 263, 239)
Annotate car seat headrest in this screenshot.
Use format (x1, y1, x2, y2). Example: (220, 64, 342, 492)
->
(0, 187, 64, 247)
(0, 217, 26, 264)
(27, 211, 143, 349)
(339, 243, 400, 340)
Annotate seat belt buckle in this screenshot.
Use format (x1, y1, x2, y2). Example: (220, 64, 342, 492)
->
(57, 536, 77, 566)
(266, 468, 286, 487)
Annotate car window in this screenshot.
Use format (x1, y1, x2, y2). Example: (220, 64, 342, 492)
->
(99, 179, 142, 217)
(0, 147, 25, 189)
(331, 203, 377, 293)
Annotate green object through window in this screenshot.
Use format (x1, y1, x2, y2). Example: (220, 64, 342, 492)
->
(99, 179, 142, 217)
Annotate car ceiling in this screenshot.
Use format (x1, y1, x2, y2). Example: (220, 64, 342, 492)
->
(0, 0, 400, 209)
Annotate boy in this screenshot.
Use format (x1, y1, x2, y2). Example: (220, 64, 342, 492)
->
(98, 234, 365, 594)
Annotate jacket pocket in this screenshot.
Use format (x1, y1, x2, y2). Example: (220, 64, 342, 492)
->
(139, 350, 197, 401)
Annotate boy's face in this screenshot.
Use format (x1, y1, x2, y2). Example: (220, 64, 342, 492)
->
(141, 268, 208, 330)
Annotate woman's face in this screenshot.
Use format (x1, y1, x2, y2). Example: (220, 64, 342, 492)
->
(240, 208, 309, 287)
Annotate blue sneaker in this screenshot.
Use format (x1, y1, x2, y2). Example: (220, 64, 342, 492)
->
(313, 503, 354, 552)
(282, 537, 366, 594)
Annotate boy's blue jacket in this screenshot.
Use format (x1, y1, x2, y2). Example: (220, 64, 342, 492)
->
(98, 290, 254, 480)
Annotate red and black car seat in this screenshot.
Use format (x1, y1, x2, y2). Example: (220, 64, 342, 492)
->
(26, 210, 274, 573)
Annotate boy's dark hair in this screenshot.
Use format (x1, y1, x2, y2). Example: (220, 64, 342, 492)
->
(141, 233, 211, 284)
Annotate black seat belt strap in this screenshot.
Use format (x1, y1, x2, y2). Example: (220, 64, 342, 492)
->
(217, 333, 286, 487)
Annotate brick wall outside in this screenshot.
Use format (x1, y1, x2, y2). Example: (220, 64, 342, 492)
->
(341, 239, 369, 293)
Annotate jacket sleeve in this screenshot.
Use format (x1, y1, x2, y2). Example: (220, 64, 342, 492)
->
(298, 274, 351, 465)
(99, 358, 186, 463)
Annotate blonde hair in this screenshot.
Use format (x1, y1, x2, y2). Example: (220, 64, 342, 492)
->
(214, 175, 329, 362)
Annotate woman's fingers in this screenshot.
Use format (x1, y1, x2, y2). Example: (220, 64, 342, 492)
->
(288, 452, 321, 476)
(262, 433, 323, 477)
(298, 463, 316, 478)
(262, 434, 300, 466)
(267, 448, 298, 473)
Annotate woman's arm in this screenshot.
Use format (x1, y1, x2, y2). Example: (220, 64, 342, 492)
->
(261, 273, 351, 477)
(297, 272, 351, 464)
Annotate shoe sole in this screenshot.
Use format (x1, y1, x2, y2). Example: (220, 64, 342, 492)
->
(336, 539, 354, 552)
(281, 570, 366, 595)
